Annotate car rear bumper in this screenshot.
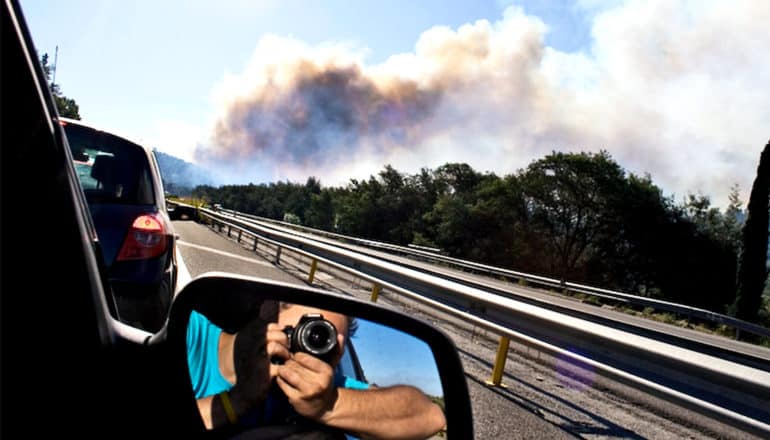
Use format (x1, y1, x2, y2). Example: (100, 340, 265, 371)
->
(109, 261, 176, 332)
(109, 255, 176, 298)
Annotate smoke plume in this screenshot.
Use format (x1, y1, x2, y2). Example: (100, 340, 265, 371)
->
(195, 1, 770, 207)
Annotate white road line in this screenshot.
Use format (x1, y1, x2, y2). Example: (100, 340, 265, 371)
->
(174, 246, 192, 295)
(176, 240, 273, 267)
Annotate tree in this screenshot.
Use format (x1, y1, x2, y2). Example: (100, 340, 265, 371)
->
(305, 190, 335, 230)
(518, 151, 627, 280)
(193, 156, 748, 313)
(433, 163, 481, 199)
(423, 172, 526, 266)
(585, 173, 673, 295)
(722, 184, 745, 250)
(424, 194, 471, 256)
(732, 141, 770, 325)
(334, 177, 385, 239)
(53, 95, 80, 120)
(683, 188, 743, 251)
(40, 52, 81, 119)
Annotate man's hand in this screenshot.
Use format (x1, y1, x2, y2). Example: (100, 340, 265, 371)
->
(275, 352, 339, 421)
(266, 323, 291, 375)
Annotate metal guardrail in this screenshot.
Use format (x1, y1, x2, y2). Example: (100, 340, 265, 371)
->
(205, 205, 770, 341)
(168, 200, 770, 436)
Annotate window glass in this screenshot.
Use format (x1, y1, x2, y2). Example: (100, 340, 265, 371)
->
(64, 123, 155, 205)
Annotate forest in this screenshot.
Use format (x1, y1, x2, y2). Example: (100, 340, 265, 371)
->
(188, 150, 764, 319)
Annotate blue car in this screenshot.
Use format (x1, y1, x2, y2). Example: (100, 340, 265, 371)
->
(62, 117, 177, 332)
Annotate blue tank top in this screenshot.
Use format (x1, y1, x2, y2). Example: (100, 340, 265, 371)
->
(187, 311, 233, 399)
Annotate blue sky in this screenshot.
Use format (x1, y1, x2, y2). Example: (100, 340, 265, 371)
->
(21, 0, 588, 141)
(352, 318, 442, 396)
(20, 1, 770, 208)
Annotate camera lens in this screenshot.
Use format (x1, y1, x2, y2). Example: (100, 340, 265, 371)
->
(306, 324, 331, 350)
(297, 319, 337, 358)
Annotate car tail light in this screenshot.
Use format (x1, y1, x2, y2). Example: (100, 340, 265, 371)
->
(116, 214, 168, 261)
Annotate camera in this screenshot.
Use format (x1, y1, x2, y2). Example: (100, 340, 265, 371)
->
(282, 314, 338, 363)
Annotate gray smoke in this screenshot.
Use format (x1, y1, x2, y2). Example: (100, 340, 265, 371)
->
(203, 62, 440, 167)
(194, 1, 770, 207)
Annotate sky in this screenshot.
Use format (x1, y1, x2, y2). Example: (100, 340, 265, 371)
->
(21, 0, 770, 208)
(352, 318, 442, 396)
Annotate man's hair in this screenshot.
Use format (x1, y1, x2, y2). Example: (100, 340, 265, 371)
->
(348, 317, 359, 339)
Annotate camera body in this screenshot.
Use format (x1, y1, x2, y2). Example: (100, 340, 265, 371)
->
(282, 313, 338, 364)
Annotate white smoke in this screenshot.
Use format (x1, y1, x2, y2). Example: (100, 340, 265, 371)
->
(195, 1, 770, 208)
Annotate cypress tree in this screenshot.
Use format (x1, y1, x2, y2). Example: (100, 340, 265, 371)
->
(732, 140, 770, 326)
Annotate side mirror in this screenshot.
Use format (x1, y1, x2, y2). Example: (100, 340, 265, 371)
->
(163, 273, 473, 439)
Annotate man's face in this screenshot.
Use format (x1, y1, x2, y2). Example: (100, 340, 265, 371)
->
(278, 304, 348, 366)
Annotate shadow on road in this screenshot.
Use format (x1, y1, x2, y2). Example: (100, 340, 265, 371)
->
(460, 348, 646, 439)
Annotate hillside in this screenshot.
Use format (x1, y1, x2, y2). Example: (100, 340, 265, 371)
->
(153, 149, 215, 195)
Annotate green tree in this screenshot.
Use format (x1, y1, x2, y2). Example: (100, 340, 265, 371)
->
(683, 188, 743, 251)
(40, 52, 81, 119)
(582, 173, 670, 294)
(333, 165, 437, 244)
(518, 151, 627, 280)
(433, 163, 481, 199)
(193, 155, 747, 313)
(732, 141, 770, 325)
(424, 172, 526, 266)
(424, 194, 471, 256)
(724, 184, 745, 247)
(377, 165, 432, 244)
(53, 95, 80, 119)
(305, 190, 335, 230)
(283, 212, 301, 225)
(334, 176, 385, 239)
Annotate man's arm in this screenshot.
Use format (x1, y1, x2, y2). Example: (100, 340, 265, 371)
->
(324, 386, 446, 440)
(196, 386, 259, 430)
(277, 353, 446, 440)
(196, 392, 233, 429)
(196, 319, 274, 430)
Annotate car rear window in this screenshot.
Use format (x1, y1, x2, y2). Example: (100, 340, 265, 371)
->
(64, 122, 155, 205)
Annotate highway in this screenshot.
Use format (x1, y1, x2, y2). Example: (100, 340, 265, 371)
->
(172, 219, 762, 439)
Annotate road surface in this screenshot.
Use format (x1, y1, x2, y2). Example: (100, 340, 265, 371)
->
(172, 220, 759, 439)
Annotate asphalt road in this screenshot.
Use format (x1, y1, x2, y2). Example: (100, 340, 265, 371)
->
(172, 220, 760, 439)
(174, 221, 301, 288)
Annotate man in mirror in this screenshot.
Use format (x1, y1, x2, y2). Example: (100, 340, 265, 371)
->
(187, 302, 447, 439)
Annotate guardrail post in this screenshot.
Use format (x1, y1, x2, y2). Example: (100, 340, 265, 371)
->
(237, 230, 242, 243)
(227, 225, 232, 238)
(275, 246, 282, 264)
(486, 336, 510, 387)
(370, 284, 382, 302)
(252, 237, 258, 251)
(307, 259, 318, 284)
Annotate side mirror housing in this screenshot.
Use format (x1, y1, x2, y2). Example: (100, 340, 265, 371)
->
(162, 273, 474, 438)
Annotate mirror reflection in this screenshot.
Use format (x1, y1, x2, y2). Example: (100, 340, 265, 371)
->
(186, 300, 447, 439)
